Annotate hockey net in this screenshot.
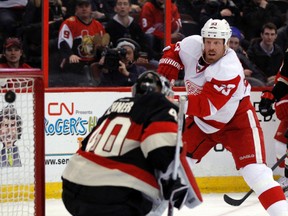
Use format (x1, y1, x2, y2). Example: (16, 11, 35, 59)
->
(0, 70, 45, 216)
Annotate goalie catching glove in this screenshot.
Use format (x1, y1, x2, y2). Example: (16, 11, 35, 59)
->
(157, 43, 183, 81)
(259, 90, 275, 117)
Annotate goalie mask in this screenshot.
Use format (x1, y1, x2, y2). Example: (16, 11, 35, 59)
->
(132, 71, 174, 97)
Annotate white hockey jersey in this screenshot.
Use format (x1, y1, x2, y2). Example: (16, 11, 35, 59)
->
(178, 35, 250, 134)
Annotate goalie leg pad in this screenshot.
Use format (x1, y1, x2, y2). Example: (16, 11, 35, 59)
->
(178, 146, 203, 209)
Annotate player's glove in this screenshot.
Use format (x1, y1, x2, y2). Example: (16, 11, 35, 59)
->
(259, 90, 275, 117)
(160, 176, 189, 209)
(157, 44, 183, 81)
(275, 96, 288, 120)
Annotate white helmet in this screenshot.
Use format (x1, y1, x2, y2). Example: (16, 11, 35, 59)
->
(201, 19, 232, 45)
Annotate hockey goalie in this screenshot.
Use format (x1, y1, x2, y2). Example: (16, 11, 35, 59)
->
(61, 71, 202, 216)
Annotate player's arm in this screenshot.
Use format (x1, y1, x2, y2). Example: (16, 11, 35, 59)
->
(272, 72, 288, 120)
(58, 22, 74, 59)
(186, 76, 241, 117)
(259, 59, 288, 118)
(273, 68, 288, 101)
(171, 5, 182, 33)
(140, 3, 162, 38)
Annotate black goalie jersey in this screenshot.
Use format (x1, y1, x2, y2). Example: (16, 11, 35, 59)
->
(62, 92, 178, 202)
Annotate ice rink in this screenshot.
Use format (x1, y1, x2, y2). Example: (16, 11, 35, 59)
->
(46, 192, 270, 216)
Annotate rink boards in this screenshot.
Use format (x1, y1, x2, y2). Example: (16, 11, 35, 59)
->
(44, 88, 280, 198)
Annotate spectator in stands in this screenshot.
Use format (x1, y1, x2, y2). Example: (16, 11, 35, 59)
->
(0, 105, 22, 168)
(176, 0, 205, 24)
(17, 0, 42, 68)
(275, 24, 288, 54)
(0, 37, 32, 69)
(62, 0, 113, 21)
(0, 0, 28, 48)
(242, 0, 283, 41)
(130, 0, 142, 13)
(229, 26, 266, 86)
(139, 0, 183, 60)
(50, 0, 66, 20)
(199, 0, 242, 29)
(58, 0, 107, 86)
(247, 22, 284, 86)
(96, 38, 147, 86)
(91, 0, 115, 21)
(105, 0, 157, 61)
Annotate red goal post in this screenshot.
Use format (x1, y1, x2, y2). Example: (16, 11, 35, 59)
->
(0, 69, 45, 216)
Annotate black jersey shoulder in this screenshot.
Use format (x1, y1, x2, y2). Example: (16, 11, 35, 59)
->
(131, 92, 178, 125)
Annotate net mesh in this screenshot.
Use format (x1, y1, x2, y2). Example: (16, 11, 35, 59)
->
(0, 78, 37, 216)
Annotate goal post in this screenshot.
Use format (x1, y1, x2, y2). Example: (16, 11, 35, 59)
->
(0, 69, 45, 216)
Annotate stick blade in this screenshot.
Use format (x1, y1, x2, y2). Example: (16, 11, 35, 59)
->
(223, 190, 253, 206)
(223, 194, 244, 206)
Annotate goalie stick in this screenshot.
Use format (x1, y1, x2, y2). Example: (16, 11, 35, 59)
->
(167, 96, 186, 216)
(223, 152, 288, 206)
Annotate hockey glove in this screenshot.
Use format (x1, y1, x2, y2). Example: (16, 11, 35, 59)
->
(157, 44, 183, 81)
(259, 90, 275, 117)
(160, 176, 189, 209)
(275, 96, 288, 120)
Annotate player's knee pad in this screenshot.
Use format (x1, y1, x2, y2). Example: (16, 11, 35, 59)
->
(240, 163, 279, 195)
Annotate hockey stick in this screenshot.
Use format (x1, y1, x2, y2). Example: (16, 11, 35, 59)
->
(167, 96, 186, 216)
(223, 152, 288, 206)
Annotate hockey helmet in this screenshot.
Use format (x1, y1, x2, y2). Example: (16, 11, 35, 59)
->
(201, 19, 232, 45)
(132, 71, 174, 97)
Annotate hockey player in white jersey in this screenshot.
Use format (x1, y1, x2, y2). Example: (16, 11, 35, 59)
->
(157, 18, 288, 215)
(61, 71, 202, 216)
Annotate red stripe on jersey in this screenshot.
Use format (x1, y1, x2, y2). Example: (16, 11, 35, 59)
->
(77, 149, 159, 189)
(279, 74, 288, 84)
(101, 119, 143, 141)
(187, 76, 240, 117)
(258, 186, 286, 209)
(126, 122, 143, 141)
(141, 121, 177, 141)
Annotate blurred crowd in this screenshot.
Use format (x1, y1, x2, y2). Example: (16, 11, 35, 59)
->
(0, 0, 287, 87)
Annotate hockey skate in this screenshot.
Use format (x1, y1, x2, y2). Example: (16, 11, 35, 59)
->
(277, 177, 288, 197)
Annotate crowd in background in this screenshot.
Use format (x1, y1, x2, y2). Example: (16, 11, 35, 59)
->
(0, 0, 287, 87)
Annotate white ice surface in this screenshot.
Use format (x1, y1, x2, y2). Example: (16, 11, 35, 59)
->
(46, 193, 271, 216)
